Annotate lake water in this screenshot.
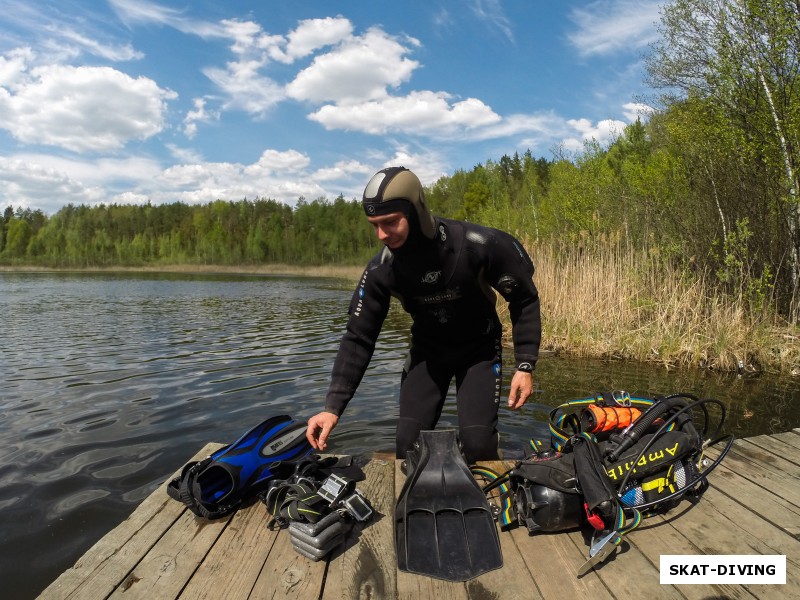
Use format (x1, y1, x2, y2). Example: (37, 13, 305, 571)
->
(2, 271, 798, 599)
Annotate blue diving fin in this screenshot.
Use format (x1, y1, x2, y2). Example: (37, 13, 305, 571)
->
(168, 414, 313, 519)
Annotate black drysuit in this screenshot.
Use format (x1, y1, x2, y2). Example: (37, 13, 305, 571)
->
(324, 217, 541, 461)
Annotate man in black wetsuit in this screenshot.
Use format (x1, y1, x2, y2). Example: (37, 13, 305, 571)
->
(306, 166, 541, 462)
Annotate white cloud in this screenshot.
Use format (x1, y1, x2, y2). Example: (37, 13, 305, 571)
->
(284, 17, 353, 61)
(0, 156, 106, 212)
(203, 60, 284, 116)
(110, 0, 226, 39)
(0, 2, 661, 215)
(286, 28, 419, 104)
(471, 0, 515, 44)
(0, 1, 144, 64)
(312, 160, 372, 183)
(622, 102, 655, 122)
(199, 19, 290, 116)
(568, 0, 662, 57)
(166, 144, 203, 164)
(183, 97, 219, 138)
(381, 148, 449, 187)
(0, 151, 168, 212)
(111, 191, 151, 205)
(45, 26, 143, 61)
(468, 112, 568, 142)
(432, 8, 453, 30)
(109, 11, 358, 119)
(561, 117, 627, 152)
(0, 47, 34, 87)
(220, 18, 283, 59)
(0, 53, 176, 152)
(244, 149, 311, 177)
(0, 144, 451, 213)
(154, 149, 327, 205)
(156, 159, 328, 205)
(308, 91, 501, 136)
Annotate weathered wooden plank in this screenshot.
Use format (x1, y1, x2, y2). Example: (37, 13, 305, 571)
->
(176, 501, 279, 600)
(106, 508, 229, 599)
(771, 430, 800, 451)
(323, 455, 397, 600)
(507, 526, 613, 599)
(470, 531, 544, 600)
(39, 490, 185, 600)
(38, 443, 224, 600)
(468, 460, 544, 600)
(247, 525, 327, 599)
(705, 460, 800, 538)
(736, 439, 800, 477)
(745, 434, 800, 466)
(706, 445, 800, 507)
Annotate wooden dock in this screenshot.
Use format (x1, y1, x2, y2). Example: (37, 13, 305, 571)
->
(39, 430, 800, 599)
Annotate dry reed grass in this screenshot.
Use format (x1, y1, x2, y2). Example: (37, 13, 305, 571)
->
(516, 235, 800, 374)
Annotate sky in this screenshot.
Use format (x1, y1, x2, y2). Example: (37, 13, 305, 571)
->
(0, 0, 665, 215)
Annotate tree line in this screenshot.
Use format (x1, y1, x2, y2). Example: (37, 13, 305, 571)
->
(1, 0, 798, 320)
(0, 196, 379, 267)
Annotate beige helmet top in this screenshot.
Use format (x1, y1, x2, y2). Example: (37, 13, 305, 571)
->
(362, 166, 436, 239)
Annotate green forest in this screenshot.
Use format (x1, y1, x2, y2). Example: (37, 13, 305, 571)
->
(2, 0, 799, 325)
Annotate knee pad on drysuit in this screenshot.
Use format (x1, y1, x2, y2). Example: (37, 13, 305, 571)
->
(459, 425, 500, 463)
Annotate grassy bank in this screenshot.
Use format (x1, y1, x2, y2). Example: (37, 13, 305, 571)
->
(0, 263, 364, 280)
(527, 237, 800, 375)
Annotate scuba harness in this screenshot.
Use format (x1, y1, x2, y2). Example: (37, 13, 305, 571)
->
(258, 456, 375, 561)
(477, 391, 734, 576)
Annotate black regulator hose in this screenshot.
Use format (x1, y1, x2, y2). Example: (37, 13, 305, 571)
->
(605, 393, 697, 463)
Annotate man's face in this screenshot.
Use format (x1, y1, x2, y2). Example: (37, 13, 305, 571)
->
(366, 212, 410, 249)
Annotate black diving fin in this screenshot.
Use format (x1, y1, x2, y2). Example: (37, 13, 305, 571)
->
(395, 429, 503, 581)
(167, 414, 313, 519)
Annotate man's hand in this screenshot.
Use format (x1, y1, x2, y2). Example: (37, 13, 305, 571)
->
(306, 411, 339, 451)
(508, 370, 534, 409)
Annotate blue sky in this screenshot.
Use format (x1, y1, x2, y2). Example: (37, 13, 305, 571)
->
(0, 0, 664, 215)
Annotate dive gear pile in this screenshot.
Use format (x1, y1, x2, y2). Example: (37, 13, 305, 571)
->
(478, 391, 734, 577)
(166, 395, 732, 578)
(395, 429, 503, 582)
(166, 414, 375, 562)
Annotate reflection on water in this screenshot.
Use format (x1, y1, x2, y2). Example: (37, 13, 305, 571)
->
(1, 271, 798, 599)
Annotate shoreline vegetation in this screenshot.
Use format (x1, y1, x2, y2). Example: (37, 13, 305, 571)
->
(0, 262, 363, 280)
(5, 237, 798, 376)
